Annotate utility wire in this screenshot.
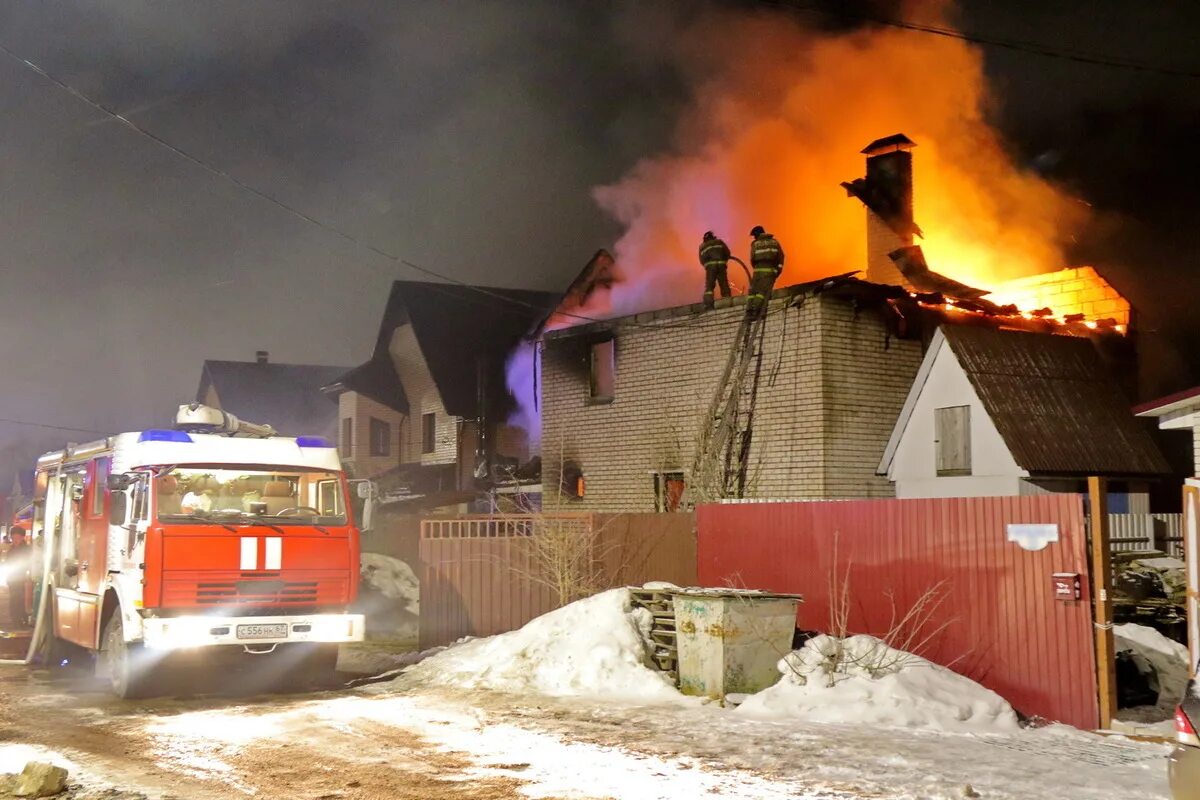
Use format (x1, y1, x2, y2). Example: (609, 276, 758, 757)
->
(0, 41, 684, 331)
(761, 0, 1200, 78)
(0, 41, 833, 337)
(0, 417, 110, 436)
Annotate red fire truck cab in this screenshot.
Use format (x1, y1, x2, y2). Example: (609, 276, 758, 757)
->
(31, 405, 368, 697)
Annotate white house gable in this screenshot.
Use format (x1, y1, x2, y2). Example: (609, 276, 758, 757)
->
(884, 331, 1027, 498)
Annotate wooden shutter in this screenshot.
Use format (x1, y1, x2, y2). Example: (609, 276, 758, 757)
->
(935, 406, 971, 476)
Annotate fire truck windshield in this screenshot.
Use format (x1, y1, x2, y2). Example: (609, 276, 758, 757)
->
(155, 466, 348, 525)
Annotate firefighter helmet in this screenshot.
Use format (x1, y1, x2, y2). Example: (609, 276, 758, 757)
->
(702, 231, 715, 241)
(750, 225, 765, 237)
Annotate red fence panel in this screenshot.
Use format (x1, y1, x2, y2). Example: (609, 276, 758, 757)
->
(697, 495, 1098, 729)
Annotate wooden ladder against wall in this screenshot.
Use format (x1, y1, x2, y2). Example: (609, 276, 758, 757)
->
(629, 588, 678, 684)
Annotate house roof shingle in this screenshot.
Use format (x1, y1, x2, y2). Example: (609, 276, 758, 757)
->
(197, 360, 350, 436)
(940, 326, 1168, 476)
(329, 281, 559, 419)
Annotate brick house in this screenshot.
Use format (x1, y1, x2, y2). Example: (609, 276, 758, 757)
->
(541, 283, 925, 511)
(539, 133, 1142, 513)
(195, 351, 350, 440)
(324, 280, 557, 501)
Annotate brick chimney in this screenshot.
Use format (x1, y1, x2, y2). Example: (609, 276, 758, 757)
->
(841, 134, 921, 287)
(256, 350, 269, 365)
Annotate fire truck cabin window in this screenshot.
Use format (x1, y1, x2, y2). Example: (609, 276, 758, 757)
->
(155, 467, 348, 525)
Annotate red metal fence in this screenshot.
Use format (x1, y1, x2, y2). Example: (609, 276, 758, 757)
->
(697, 495, 1098, 729)
(419, 513, 696, 648)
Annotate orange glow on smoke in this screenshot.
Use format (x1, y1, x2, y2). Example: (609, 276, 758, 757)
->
(587, 7, 1090, 318)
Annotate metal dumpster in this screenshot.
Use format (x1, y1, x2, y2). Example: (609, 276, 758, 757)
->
(672, 590, 802, 699)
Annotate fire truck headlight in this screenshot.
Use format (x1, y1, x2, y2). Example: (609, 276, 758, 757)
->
(307, 616, 354, 640)
(146, 618, 215, 650)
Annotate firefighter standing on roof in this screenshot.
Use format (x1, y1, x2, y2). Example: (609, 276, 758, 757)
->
(747, 226, 784, 312)
(698, 231, 732, 309)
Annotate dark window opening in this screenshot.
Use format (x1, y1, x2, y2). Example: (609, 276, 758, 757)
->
(935, 405, 971, 476)
(369, 417, 391, 457)
(589, 338, 615, 403)
(654, 471, 686, 512)
(341, 418, 353, 458)
(422, 413, 437, 455)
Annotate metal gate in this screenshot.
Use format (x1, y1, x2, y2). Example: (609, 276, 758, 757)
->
(696, 494, 1099, 729)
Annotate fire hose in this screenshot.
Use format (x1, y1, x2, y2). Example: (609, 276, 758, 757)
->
(729, 256, 751, 294)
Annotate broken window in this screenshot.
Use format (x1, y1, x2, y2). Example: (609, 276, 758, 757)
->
(422, 412, 437, 455)
(934, 405, 971, 476)
(369, 417, 391, 457)
(341, 417, 353, 458)
(653, 471, 686, 512)
(589, 338, 615, 403)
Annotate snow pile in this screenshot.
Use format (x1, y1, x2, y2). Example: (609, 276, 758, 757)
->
(736, 634, 1020, 732)
(357, 553, 419, 642)
(405, 588, 681, 701)
(361, 553, 419, 609)
(1115, 623, 1191, 709)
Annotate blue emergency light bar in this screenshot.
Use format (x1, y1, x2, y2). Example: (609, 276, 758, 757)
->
(296, 436, 333, 448)
(138, 429, 194, 443)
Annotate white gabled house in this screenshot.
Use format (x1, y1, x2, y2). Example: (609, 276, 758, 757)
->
(878, 326, 1168, 509)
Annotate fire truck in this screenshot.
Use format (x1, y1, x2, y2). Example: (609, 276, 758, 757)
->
(27, 404, 370, 697)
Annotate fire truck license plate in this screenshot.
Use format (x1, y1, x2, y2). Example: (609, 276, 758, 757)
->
(236, 623, 288, 640)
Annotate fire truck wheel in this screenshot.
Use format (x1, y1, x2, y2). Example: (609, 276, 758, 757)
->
(102, 615, 154, 699)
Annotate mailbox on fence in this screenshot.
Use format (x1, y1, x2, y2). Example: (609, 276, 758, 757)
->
(1052, 572, 1081, 601)
(671, 589, 803, 700)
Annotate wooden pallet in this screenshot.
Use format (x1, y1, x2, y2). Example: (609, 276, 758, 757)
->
(629, 588, 678, 684)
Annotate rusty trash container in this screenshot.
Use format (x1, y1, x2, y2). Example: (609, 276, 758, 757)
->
(672, 589, 802, 700)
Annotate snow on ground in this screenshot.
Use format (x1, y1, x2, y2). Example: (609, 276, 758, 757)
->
(314, 689, 1170, 800)
(1116, 623, 1191, 722)
(737, 633, 1019, 732)
(404, 588, 682, 701)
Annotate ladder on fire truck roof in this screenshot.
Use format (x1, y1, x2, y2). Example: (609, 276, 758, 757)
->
(688, 309, 770, 504)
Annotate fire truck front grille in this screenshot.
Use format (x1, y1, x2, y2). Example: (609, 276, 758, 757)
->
(194, 580, 320, 605)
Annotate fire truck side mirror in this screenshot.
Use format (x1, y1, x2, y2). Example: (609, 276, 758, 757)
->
(349, 480, 375, 534)
(109, 492, 129, 527)
(107, 473, 133, 491)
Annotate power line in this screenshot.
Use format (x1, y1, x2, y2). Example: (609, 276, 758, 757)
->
(0, 417, 110, 436)
(0, 41, 643, 331)
(761, 1, 1200, 78)
(0, 40, 839, 339)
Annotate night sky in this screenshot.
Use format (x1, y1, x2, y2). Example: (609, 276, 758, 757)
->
(0, 0, 1197, 490)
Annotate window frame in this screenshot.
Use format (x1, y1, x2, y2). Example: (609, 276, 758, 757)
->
(588, 337, 616, 404)
(653, 470, 687, 512)
(421, 412, 437, 455)
(368, 417, 391, 457)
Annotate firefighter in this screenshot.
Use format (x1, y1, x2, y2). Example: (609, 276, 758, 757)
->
(698, 231, 732, 309)
(747, 225, 784, 314)
(5, 529, 29, 627)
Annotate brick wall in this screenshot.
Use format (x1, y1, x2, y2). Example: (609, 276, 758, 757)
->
(338, 391, 406, 478)
(987, 267, 1130, 326)
(388, 325, 458, 465)
(542, 293, 923, 511)
(866, 211, 912, 287)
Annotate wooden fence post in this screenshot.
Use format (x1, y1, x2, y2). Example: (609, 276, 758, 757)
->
(1088, 476, 1116, 730)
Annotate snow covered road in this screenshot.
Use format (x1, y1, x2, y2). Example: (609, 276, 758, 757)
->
(0, 664, 1170, 799)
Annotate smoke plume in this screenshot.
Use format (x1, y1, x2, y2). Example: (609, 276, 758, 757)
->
(589, 8, 1089, 316)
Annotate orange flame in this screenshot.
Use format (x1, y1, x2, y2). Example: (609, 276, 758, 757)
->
(589, 8, 1089, 318)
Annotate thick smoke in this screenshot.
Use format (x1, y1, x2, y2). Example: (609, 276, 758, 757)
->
(589, 10, 1089, 315)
